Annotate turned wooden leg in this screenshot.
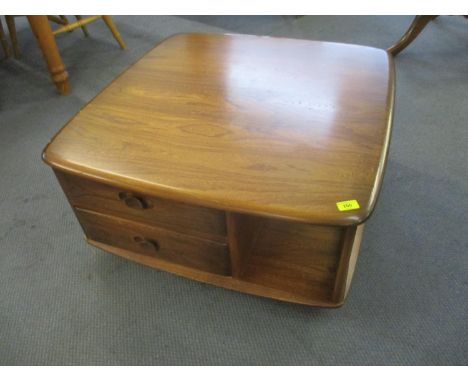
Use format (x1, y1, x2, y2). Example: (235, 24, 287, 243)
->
(5, 16, 21, 58)
(27, 15, 70, 95)
(75, 16, 90, 37)
(0, 18, 11, 58)
(388, 15, 438, 56)
(102, 16, 126, 49)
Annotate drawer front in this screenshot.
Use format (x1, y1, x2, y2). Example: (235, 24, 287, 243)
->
(75, 208, 230, 276)
(55, 171, 226, 243)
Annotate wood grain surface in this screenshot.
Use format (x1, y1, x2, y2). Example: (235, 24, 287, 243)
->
(87, 239, 344, 307)
(241, 217, 345, 302)
(43, 32, 395, 225)
(56, 170, 227, 243)
(75, 208, 230, 276)
(226, 211, 264, 277)
(44, 32, 393, 306)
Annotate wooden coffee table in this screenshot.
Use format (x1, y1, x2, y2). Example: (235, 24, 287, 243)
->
(43, 33, 395, 307)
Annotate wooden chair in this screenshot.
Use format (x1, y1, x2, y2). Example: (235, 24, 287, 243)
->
(47, 15, 90, 37)
(388, 15, 468, 56)
(0, 17, 11, 58)
(5, 15, 125, 60)
(5, 15, 125, 94)
(5, 16, 21, 58)
(49, 15, 125, 49)
(388, 16, 438, 56)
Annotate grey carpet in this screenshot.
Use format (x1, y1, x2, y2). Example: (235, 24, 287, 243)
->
(0, 16, 467, 365)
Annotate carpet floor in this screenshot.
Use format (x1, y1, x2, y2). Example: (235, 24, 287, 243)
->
(0, 16, 467, 365)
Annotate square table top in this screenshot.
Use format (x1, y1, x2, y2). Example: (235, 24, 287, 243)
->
(44, 33, 394, 225)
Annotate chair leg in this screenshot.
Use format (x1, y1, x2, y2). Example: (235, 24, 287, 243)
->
(59, 15, 75, 33)
(27, 15, 70, 95)
(388, 15, 438, 56)
(75, 16, 90, 37)
(0, 18, 11, 58)
(101, 16, 126, 49)
(5, 15, 21, 58)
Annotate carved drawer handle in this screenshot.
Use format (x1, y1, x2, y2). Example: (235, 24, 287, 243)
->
(133, 236, 159, 252)
(119, 192, 148, 210)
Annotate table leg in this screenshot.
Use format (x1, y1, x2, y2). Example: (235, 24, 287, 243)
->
(27, 15, 70, 95)
(388, 15, 438, 56)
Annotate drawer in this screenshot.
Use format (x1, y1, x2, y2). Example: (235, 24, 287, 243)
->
(75, 208, 230, 276)
(55, 171, 226, 243)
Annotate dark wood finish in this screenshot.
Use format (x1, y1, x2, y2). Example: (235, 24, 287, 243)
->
(388, 15, 438, 56)
(43, 33, 395, 307)
(55, 171, 227, 243)
(118, 191, 149, 210)
(43, 33, 394, 226)
(84, 215, 358, 307)
(241, 217, 345, 302)
(88, 240, 343, 307)
(226, 212, 264, 277)
(75, 208, 230, 276)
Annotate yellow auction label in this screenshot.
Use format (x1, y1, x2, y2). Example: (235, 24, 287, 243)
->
(336, 200, 360, 212)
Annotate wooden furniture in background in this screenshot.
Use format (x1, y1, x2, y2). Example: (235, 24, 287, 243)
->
(47, 15, 90, 37)
(27, 16, 70, 94)
(0, 18, 11, 58)
(388, 15, 438, 56)
(43, 33, 395, 307)
(5, 16, 20, 58)
(3, 15, 89, 60)
(49, 15, 125, 49)
(22, 15, 126, 94)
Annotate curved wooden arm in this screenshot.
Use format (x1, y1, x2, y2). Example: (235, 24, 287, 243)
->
(388, 15, 438, 56)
